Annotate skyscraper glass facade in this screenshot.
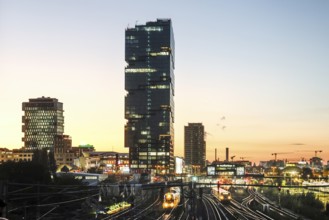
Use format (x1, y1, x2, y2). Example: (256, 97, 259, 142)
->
(184, 123, 206, 173)
(125, 19, 175, 174)
(22, 97, 64, 150)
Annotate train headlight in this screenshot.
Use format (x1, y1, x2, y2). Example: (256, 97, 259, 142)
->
(228, 196, 231, 199)
(164, 203, 168, 208)
(220, 196, 224, 200)
(166, 194, 172, 200)
(170, 203, 174, 207)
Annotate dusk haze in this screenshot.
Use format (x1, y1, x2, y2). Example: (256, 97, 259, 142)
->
(1, 1, 329, 220)
(1, 0, 328, 164)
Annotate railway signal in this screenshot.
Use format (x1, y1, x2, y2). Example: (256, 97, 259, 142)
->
(277, 185, 282, 207)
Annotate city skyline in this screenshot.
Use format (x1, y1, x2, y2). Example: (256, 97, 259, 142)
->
(1, 1, 329, 164)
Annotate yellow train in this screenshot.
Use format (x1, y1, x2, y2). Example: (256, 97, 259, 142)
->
(106, 201, 131, 214)
(212, 187, 232, 204)
(163, 187, 181, 209)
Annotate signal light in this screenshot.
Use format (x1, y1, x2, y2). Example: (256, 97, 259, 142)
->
(278, 186, 281, 192)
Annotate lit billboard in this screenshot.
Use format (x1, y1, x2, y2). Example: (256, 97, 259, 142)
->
(175, 157, 183, 174)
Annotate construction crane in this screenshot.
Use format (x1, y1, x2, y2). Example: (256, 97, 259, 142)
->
(272, 153, 278, 161)
(315, 150, 322, 157)
(240, 157, 249, 160)
(297, 150, 323, 157)
(272, 152, 293, 161)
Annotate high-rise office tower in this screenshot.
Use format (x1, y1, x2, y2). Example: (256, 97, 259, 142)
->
(125, 19, 175, 174)
(22, 97, 64, 150)
(184, 123, 206, 173)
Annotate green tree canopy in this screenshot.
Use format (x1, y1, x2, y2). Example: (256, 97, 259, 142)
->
(0, 161, 51, 184)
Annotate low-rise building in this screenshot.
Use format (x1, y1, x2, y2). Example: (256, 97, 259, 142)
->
(207, 163, 245, 177)
(54, 135, 76, 168)
(0, 148, 33, 163)
(76, 151, 129, 174)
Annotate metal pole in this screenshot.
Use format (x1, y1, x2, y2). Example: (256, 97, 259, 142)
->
(36, 183, 40, 219)
(0, 181, 7, 218)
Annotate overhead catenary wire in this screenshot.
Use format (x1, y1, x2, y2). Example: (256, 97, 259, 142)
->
(9, 188, 99, 196)
(36, 205, 59, 220)
(8, 181, 100, 188)
(7, 186, 33, 194)
(9, 193, 99, 212)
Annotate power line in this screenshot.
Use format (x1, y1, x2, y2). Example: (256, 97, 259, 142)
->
(9, 193, 99, 212)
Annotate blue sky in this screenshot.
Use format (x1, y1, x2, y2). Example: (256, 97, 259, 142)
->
(1, 0, 328, 163)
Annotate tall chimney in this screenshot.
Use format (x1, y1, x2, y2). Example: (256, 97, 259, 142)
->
(215, 148, 217, 161)
(226, 147, 229, 162)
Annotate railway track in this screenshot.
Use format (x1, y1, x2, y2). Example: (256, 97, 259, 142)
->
(202, 194, 229, 220)
(247, 188, 302, 220)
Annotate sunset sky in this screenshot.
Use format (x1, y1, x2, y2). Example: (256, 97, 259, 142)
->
(1, 0, 328, 164)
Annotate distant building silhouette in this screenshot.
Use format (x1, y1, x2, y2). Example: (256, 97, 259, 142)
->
(124, 19, 175, 174)
(184, 123, 206, 174)
(22, 97, 64, 150)
(54, 134, 74, 167)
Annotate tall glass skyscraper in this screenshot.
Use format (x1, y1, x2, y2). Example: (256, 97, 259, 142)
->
(184, 123, 206, 174)
(125, 19, 175, 174)
(22, 97, 64, 150)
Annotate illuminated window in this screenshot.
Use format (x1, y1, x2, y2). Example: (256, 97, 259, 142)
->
(125, 68, 156, 73)
(141, 131, 149, 135)
(143, 26, 163, 31)
(149, 52, 169, 56)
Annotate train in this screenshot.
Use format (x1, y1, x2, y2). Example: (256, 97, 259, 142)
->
(106, 201, 131, 215)
(163, 187, 181, 209)
(212, 187, 232, 204)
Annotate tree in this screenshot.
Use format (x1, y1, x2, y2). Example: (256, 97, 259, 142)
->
(61, 165, 70, 173)
(302, 167, 313, 179)
(0, 161, 51, 184)
(0, 199, 6, 217)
